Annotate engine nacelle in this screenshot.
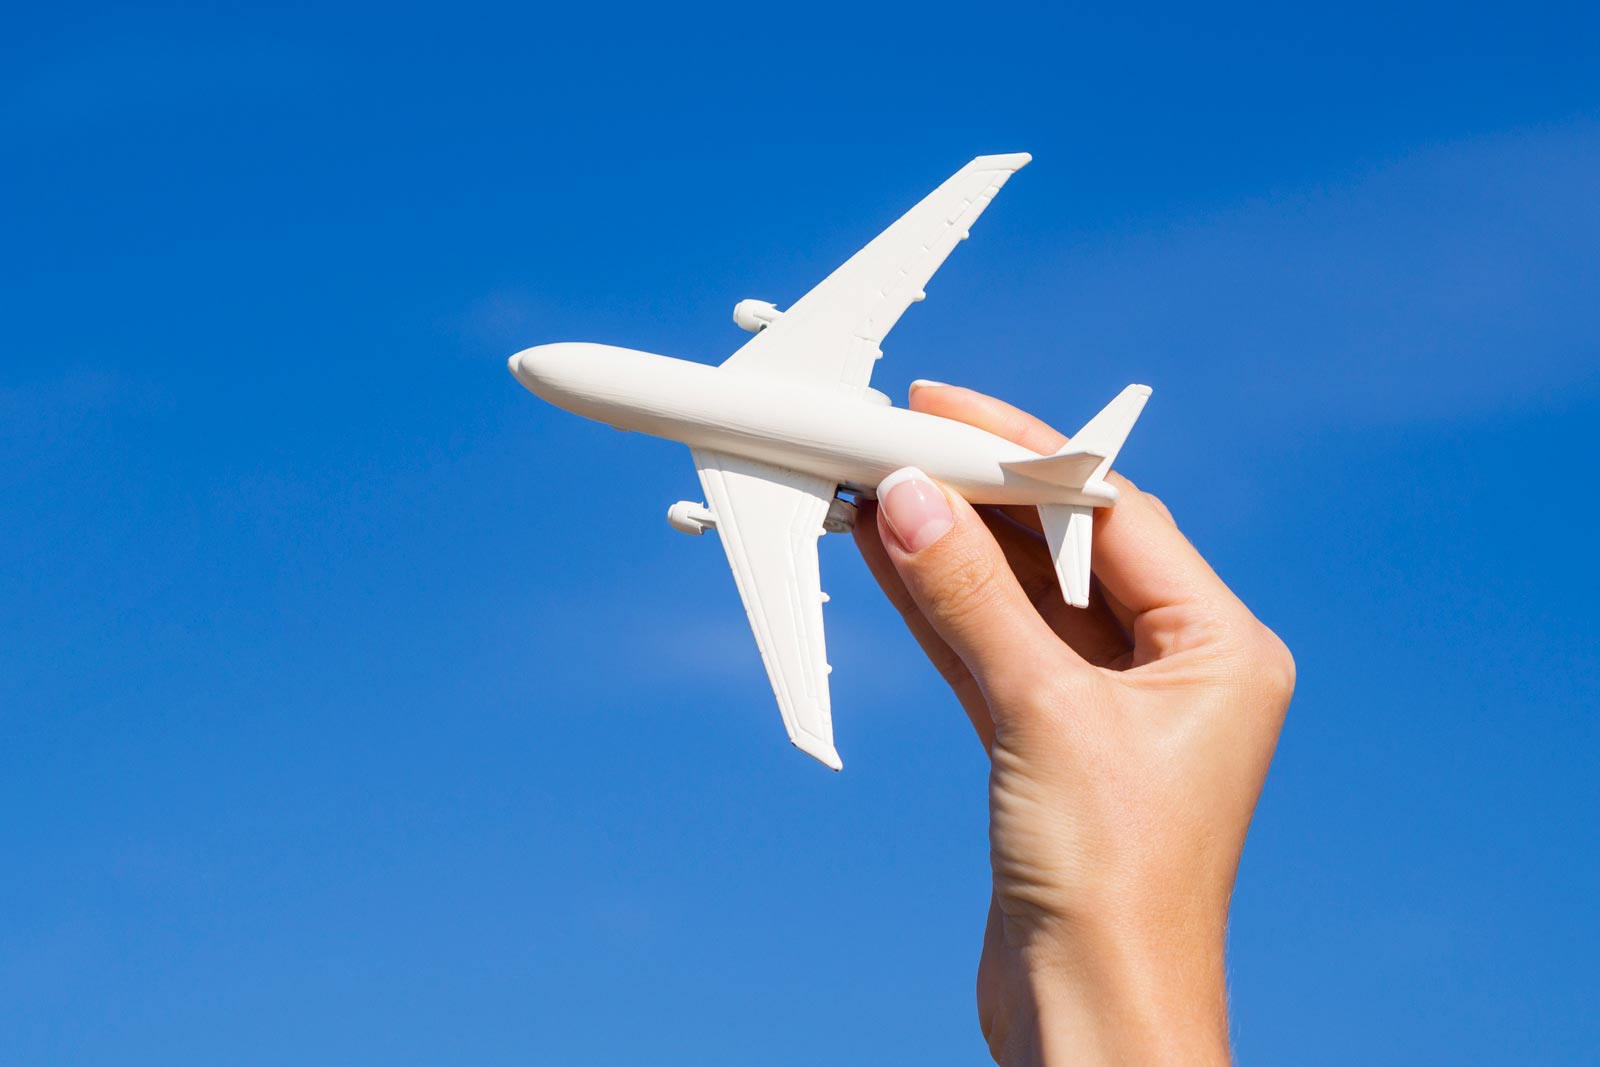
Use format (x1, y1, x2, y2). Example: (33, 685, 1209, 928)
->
(823, 495, 858, 534)
(732, 299, 784, 333)
(667, 500, 718, 535)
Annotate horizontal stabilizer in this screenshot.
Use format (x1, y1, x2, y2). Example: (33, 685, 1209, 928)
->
(1001, 450, 1104, 488)
(1038, 504, 1094, 607)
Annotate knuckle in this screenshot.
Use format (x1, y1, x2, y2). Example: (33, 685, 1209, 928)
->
(1167, 605, 1296, 712)
(1250, 623, 1297, 706)
(983, 658, 1059, 715)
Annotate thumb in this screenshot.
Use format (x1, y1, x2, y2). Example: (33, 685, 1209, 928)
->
(874, 467, 1072, 693)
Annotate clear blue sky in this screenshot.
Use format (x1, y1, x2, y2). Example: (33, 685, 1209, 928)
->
(4, 2, 1597, 1063)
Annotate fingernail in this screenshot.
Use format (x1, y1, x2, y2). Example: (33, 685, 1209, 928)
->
(878, 467, 953, 553)
(909, 379, 948, 391)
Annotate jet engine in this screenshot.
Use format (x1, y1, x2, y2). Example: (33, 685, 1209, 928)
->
(823, 496, 858, 534)
(667, 500, 718, 535)
(732, 299, 784, 333)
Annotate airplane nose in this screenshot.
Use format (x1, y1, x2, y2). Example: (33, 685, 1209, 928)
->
(509, 346, 548, 386)
(508, 342, 609, 397)
(508, 344, 570, 393)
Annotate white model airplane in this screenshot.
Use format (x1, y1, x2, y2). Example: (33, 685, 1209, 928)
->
(509, 153, 1150, 770)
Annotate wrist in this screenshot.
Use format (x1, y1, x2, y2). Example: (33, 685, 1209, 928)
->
(1005, 918, 1231, 1066)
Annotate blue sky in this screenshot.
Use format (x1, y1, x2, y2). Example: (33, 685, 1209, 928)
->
(3, 2, 1597, 1063)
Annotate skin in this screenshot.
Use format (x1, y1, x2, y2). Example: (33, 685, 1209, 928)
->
(854, 383, 1295, 1065)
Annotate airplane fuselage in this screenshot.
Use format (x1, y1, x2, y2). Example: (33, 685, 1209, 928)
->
(510, 343, 1112, 508)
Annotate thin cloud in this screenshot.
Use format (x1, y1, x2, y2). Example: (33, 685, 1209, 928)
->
(1025, 120, 1600, 430)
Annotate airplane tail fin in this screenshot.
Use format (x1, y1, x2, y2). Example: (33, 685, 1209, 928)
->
(1065, 384, 1152, 484)
(1000, 385, 1152, 490)
(1031, 385, 1153, 608)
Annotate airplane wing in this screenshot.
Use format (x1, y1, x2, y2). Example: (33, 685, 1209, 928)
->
(719, 153, 1032, 394)
(692, 449, 842, 770)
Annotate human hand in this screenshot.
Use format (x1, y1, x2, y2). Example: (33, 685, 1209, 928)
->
(853, 384, 1294, 1065)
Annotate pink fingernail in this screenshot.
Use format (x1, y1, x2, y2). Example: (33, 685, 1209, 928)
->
(878, 467, 953, 553)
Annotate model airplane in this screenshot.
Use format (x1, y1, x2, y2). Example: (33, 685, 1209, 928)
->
(509, 153, 1150, 770)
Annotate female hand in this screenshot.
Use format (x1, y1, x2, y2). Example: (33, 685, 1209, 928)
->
(853, 383, 1295, 1065)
